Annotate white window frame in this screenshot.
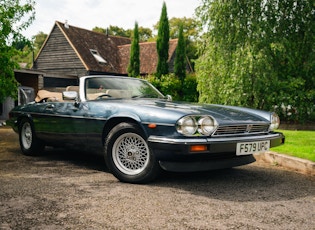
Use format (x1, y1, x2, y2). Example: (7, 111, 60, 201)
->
(90, 49, 107, 65)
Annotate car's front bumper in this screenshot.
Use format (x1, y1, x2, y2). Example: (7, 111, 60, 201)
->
(148, 132, 285, 172)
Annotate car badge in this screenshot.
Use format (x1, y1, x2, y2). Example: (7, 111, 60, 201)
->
(246, 124, 253, 133)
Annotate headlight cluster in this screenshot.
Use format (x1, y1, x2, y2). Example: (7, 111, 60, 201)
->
(269, 113, 280, 131)
(176, 116, 218, 136)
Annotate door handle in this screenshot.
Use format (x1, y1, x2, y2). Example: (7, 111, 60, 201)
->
(45, 104, 55, 110)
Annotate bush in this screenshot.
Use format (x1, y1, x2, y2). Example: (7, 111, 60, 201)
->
(145, 74, 198, 102)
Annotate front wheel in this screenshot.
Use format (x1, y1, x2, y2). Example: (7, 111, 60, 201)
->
(104, 122, 160, 183)
(19, 119, 45, 156)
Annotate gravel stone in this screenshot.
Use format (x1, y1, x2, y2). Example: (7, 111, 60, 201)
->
(1, 128, 314, 229)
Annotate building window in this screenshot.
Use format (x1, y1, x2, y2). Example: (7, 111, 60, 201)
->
(90, 49, 107, 65)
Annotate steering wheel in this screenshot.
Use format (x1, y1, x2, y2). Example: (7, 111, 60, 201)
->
(96, 94, 112, 99)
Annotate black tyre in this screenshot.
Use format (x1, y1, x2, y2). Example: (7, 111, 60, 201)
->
(104, 122, 160, 183)
(19, 119, 45, 156)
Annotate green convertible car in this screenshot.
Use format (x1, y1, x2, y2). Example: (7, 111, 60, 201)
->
(7, 75, 285, 183)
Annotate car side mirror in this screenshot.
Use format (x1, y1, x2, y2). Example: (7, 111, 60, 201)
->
(63, 91, 78, 100)
(166, 95, 172, 101)
(63, 91, 80, 107)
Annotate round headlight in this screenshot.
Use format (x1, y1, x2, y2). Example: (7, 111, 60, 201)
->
(176, 116, 197, 136)
(270, 113, 280, 131)
(198, 116, 217, 136)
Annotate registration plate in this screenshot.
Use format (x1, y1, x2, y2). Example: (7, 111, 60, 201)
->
(236, 140, 270, 155)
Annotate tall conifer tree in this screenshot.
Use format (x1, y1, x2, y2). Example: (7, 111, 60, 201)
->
(174, 24, 186, 80)
(127, 22, 140, 77)
(156, 2, 169, 78)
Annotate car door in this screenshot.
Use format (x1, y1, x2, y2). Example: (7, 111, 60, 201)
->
(36, 101, 88, 146)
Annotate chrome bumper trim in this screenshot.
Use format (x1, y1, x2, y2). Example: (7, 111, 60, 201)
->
(148, 133, 283, 145)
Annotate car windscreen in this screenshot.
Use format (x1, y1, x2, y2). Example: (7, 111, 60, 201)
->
(85, 77, 165, 100)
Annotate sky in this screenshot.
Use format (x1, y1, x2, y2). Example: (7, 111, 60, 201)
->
(23, 0, 201, 39)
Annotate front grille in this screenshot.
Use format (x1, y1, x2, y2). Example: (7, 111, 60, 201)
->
(212, 124, 269, 136)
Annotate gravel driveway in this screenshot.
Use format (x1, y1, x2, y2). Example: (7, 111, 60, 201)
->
(0, 128, 314, 229)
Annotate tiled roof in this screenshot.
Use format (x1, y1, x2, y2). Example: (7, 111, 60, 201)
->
(118, 39, 178, 75)
(48, 21, 178, 75)
(56, 21, 131, 74)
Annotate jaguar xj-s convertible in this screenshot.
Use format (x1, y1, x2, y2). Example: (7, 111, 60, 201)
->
(7, 75, 285, 183)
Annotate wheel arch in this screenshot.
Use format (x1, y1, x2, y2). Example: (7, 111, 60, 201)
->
(18, 114, 45, 155)
(17, 113, 34, 128)
(102, 115, 148, 146)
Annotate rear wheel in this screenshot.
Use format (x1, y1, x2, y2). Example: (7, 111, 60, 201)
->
(104, 122, 160, 183)
(19, 119, 45, 155)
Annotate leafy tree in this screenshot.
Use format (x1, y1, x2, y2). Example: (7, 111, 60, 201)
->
(169, 17, 200, 41)
(11, 31, 48, 68)
(92, 26, 107, 34)
(108, 25, 131, 37)
(156, 2, 170, 78)
(92, 25, 152, 42)
(154, 17, 200, 40)
(174, 24, 186, 80)
(93, 25, 131, 37)
(128, 22, 140, 77)
(33, 32, 47, 52)
(195, 0, 315, 122)
(11, 38, 32, 68)
(0, 0, 35, 102)
(137, 27, 152, 42)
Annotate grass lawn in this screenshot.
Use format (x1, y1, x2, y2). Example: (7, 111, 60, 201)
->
(271, 130, 315, 162)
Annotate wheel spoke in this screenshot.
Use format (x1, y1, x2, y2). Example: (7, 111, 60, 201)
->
(112, 133, 150, 175)
(22, 122, 32, 149)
